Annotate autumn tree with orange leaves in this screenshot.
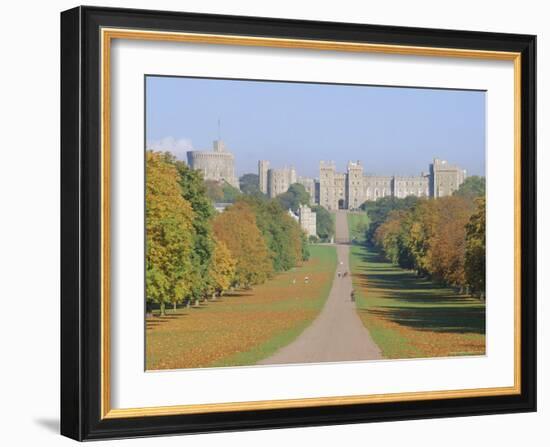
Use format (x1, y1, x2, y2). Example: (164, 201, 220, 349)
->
(210, 237, 237, 296)
(146, 150, 309, 314)
(371, 194, 483, 295)
(465, 197, 486, 297)
(427, 197, 474, 288)
(213, 202, 273, 288)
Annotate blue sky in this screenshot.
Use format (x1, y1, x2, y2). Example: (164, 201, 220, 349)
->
(146, 76, 486, 178)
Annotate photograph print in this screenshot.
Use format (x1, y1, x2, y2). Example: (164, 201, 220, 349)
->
(145, 76, 486, 371)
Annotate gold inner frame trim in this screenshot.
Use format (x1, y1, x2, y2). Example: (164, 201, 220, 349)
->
(100, 27, 522, 419)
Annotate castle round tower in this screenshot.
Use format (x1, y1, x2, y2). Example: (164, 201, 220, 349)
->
(187, 140, 239, 188)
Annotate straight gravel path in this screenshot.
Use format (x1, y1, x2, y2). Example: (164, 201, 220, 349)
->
(258, 211, 382, 365)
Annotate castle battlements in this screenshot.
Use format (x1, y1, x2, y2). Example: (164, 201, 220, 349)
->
(260, 157, 466, 211)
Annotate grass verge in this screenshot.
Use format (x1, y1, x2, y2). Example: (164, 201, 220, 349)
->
(349, 242, 486, 359)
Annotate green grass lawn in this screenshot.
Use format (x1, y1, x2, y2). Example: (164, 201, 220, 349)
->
(146, 244, 337, 369)
(347, 212, 370, 243)
(347, 216, 485, 359)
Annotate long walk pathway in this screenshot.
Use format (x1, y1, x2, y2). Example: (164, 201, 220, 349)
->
(258, 211, 382, 365)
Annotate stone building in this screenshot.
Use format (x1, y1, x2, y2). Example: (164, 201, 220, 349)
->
(258, 160, 270, 195)
(258, 157, 465, 211)
(269, 166, 297, 198)
(258, 161, 297, 198)
(187, 140, 239, 188)
(319, 158, 465, 211)
(288, 205, 317, 238)
(430, 158, 467, 198)
(393, 176, 430, 199)
(319, 161, 345, 210)
(362, 176, 394, 202)
(298, 204, 317, 238)
(259, 160, 324, 206)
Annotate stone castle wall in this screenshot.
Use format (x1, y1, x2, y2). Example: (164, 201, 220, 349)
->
(258, 163, 298, 198)
(259, 157, 466, 211)
(318, 158, 465, 211)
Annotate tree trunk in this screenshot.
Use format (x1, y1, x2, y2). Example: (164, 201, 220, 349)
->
(159, 301, 166, 317)
(173, 302, 177, 311)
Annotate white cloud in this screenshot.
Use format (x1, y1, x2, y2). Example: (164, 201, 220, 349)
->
(146, 137, 193, 161)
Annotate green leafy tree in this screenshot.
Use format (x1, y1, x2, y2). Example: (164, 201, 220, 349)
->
(221, 181, 242, 202)
(374, 209, 410, 266)
(238, 195, 307, 271)
(276, 183, 310, 212)
(146, 151, 195, 316)
(239, 173, 263, 195)
(204, 180, 225, 202)
(203, 179, 242, 203)
(173, 159, 217, 302)
(454, 176, 486, 199)
(403, 199, 438, 275)
(364, 196, 419, 244)
(301, 231, 311, 261)
(312, 205, 335, 241)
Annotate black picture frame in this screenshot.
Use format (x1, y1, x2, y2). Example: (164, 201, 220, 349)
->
(61, 5, 536, 441)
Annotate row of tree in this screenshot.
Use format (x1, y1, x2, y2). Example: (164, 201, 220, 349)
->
(146, 151, 310, 315)
(365, 177, 486, 297)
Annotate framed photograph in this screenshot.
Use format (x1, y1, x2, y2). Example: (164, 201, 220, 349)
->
(60, 6, 536, 441)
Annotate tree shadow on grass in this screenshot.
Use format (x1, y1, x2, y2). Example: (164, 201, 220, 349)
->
(146, 312, 188, 330)
(225, 291, 254, 298)
(359, 306, 485, 334)
(354, 245, 486, 335)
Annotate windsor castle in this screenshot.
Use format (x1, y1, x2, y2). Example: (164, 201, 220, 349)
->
(259, 158, 466, 210)
(186, 140, 467, 212)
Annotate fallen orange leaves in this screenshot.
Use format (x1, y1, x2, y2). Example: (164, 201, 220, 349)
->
(146, 255, 334, 370)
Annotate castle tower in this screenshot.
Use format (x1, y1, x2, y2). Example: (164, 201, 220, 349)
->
(347, 161, 364, 210)
(187, 140, 239, 188)
(289, 166, 297, 185)
(319, 161, 337, 211)
(213, 140, 226, 152)
(429, 158, 466, 198)
(258, 160, 270, 194)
